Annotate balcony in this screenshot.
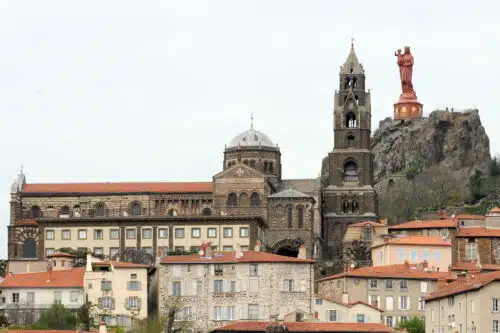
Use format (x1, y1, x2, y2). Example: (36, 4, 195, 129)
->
(1, 303, 82, 310)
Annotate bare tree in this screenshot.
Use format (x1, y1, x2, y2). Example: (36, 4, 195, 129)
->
(413, 165, 462, 209)
(130, 296, 192, 333)
(344, 240, 372, 268)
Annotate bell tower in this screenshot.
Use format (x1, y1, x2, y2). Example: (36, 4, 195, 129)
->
(322, 42, 378, 248)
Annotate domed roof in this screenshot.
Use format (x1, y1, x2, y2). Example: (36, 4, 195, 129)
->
(227, 127, 275, 149)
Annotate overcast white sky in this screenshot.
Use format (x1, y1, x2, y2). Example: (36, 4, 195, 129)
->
(0, 1, 498, 258)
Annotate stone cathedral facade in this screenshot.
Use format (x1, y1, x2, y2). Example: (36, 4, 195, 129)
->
(7, 44, 378, 271)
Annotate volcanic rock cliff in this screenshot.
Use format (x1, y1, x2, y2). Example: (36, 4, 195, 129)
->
(371, 109, 491, 184)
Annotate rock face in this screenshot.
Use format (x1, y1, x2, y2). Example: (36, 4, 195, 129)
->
(371, 109, 491, 184)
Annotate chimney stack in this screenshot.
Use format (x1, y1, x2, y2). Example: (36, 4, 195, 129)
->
(457, 272, 467, 284)
(423, 260, 428, 270)
(298, 245, 307, 259)
(99, 322, 107, 333)
(254, 240, 261, 252)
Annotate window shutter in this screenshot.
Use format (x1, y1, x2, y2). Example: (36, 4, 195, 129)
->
(223, 307, 229, 321)
(138, 281, 142, 290)
(398, 296, 402, 310)
(242, 304, 248, 320)
(192, 281, 198, 296)
(223, 280, 229, 292)
(336, 310, 340, 322)
(368, 295, 372, 304)
(111, 298, 115, 310)
(377, 296, 381, 308)
(192, 306, 197, 320)
(300, 280, 306, 292)
(209, 281, 214, 293)
(98, 297, 102, 309)
(326, 310, 330, 321)
(210, 265, 215, 276)
(124, 297, 129, 310)
(137, 298, 142, 310)
(236, 280, 241, 292)
(208, 307, 213, 320)
(259, 305, 265, 320)
(407, 296, 410, 310)
(180, 281, 185, 296)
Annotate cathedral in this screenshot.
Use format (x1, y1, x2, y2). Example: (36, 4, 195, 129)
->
(7, 43, 377, 272)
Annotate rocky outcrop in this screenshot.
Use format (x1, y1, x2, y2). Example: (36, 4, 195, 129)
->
(371, 109, 491, 184)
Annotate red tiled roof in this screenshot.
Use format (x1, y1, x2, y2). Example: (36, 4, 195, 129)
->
(14, 219, 38, 226)
(451, 261, 500, 271)
(22, 182, 212, 194)
(162, 251, 315, 264)
(47, 252, 75, 258)
(212, 322, 392, 332)
(389, 219, 456, 229)
(371, 236, 451, 249)
(0, 267, 84, 288)
(317, 263, 453, 282)
(350, 221, 385, 228)
(425, 270, 500, 301)
(456, 227, 500, 237)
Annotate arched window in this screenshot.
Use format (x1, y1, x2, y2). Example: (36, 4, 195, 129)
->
(345, 111, 357, 128)
(250, 193, 260, 208)
(202, 208, 212, 216)
(167, 209, 178, 217)
(243, 160, 249, 165)
(227, 193, 237, 208)
(73, 205, 81, 217)
(344, 77, 350, 89)
(343, 161, 359, 181)
(352, 199, 359, 214)
(363, 226, 372, 241)
(59, 205, 70, 217)
(269, 162, 274, 173)
(263, 161, 268, 173)
(95, 203, 106, 217)
(346, 134, 355, 147)
(250, 160, 256, 168)
(239, 193, 249, 207)
(23, 239, 37, 258)
(342, 199, 349, 214)
(287, 205, 293, 228)
(31, 206, 41, 218)
(131, 202, 142, 216)
(297, 206, 304, 228)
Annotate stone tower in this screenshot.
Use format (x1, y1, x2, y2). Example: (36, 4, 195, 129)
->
(322, 43, 378, 248)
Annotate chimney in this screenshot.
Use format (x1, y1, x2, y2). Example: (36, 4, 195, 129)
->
(457, 272, 467, 284)
(423, 260, 429, 270)
(440, 209, 447, 219)
(436, 278, 448, 289)
(342, 292, 349, 304)
(254, 240, 261, 252)
(298, 245, 307, 259)
(403, 260, 409, 268)
(99, 322, 107, 333)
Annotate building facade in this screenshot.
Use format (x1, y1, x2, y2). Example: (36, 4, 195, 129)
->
(321, 43, 378, 249)
(158, 247, 315, 333)
(316, 261, 454, 328)
(312, 296, 383, 324)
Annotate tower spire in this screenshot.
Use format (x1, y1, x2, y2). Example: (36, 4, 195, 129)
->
(340, 37, 364, 75)
(250, 113, 254, 129)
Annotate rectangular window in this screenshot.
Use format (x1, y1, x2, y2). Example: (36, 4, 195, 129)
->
(223, 227, 233, 238)
(283, 279, 294, 292)
(78, 229, 87, 240)
(207, 228, 217, 238)
(239, 227, 249, 237)
(418, 297, 425, 311)
(191, 228, 201, 238)
(126, 229, 136, 239)
(385, 280, 393, 289)
(248, 304, 259, 320)
(397, 250, 405, 262)
(467, 242, 477, 260)
(400, 280, 408, 290)
(94, 229, 104, 240)
(386, 316, 394, 327)
(448, 296, 455, 306)
(128, 281, 141, 291)
(249, 264, 258, 276)
(12, 293, 19, 303)
(213, 280, 223, 293)
(315, 298, 324, 305)
(431, 309, 435, 322)
(369, 295, 379, 307)
(400, 316, 408, 324)
(370, 279, 378, 288)
(213, 306, 222, 321)
(100, 297, 113, 309)
(54, 291, 62, 303)
(46, 230, 55, 240)
(93, 247, 103, 255)
(227, 306, 236, 320)
(172, 281, 181, 296)
(175, 228, 185, 238)
(328, 310, 337, 322)
(61, 229, 71, 240)
(158, 228, 168, 238)
(494, 298, 499, 312)
(101, 280, 112, 291)
(223, 246, 233, 251)
(142, 229, 152, 239)
(214, 264, 223, 276)
(494, 320, 499, 333)
(196, 281, 202, 295)
(46, 248, 55, 256)
(27, 292, 35, 304)
(400, 296, 409, 310)
(70, 291, 79, 303)
(357, 314, 365, 323)
(110, 229, 120, 239)
(127, 297, 140, 309)
(109, 247, 119, 258)
(421, 282, 428, 293)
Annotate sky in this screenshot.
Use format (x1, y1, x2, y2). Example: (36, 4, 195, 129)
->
(0, 0, 499, 259)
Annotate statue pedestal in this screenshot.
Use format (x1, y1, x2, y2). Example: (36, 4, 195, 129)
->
(393, 94, 423, 120)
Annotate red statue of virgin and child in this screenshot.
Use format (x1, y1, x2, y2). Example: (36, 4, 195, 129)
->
(394, 46, 423, 120)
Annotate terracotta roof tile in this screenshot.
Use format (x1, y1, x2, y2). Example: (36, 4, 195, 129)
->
(212, 322, 392, 332)
(371, 236, 451, 249)
(389, 219, 456, 229)
(350, 221, 385, 227)
(22, 182, 212, 194)
(162, 251, 315, 264)
(456, 227, 500, 237)
(47, 252, 75, 258)
(317, 263, 453, 282)
(0, 267, 84, 288)
(425, 270, 500, 301)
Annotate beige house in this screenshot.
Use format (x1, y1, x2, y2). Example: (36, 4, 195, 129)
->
(371, 235, 452, 272)
(312, 296, 383, 323)
(158, 245, 315, 333)
(84, 253, 150, 327)
(316, 261, 454, 328)
(425, 270, 500, 333)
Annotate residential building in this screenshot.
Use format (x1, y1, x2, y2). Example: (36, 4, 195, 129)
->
(84, 253, 150, 327)
(450, 260, 500, 277)
(312, 296, 383, 323)
(0, 262, 84, 324)
(158, 245, 315, 333)
(342, 220, 388, 267)
(316, 261, 454, 328)
(425, 270, 500, 333)
(210, 322, 392, 333)
(371, 235, 452, 272)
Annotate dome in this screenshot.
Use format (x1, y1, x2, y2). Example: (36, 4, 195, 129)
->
(227, 128, 275, 149)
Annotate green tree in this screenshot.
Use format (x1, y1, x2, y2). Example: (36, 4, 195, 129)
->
(0, 260, 7, 278)
(396, 316, 425, 333)
(77, 301, 96, 330)
(37, 303, 77, 330)
(470, 170, 488, 202)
